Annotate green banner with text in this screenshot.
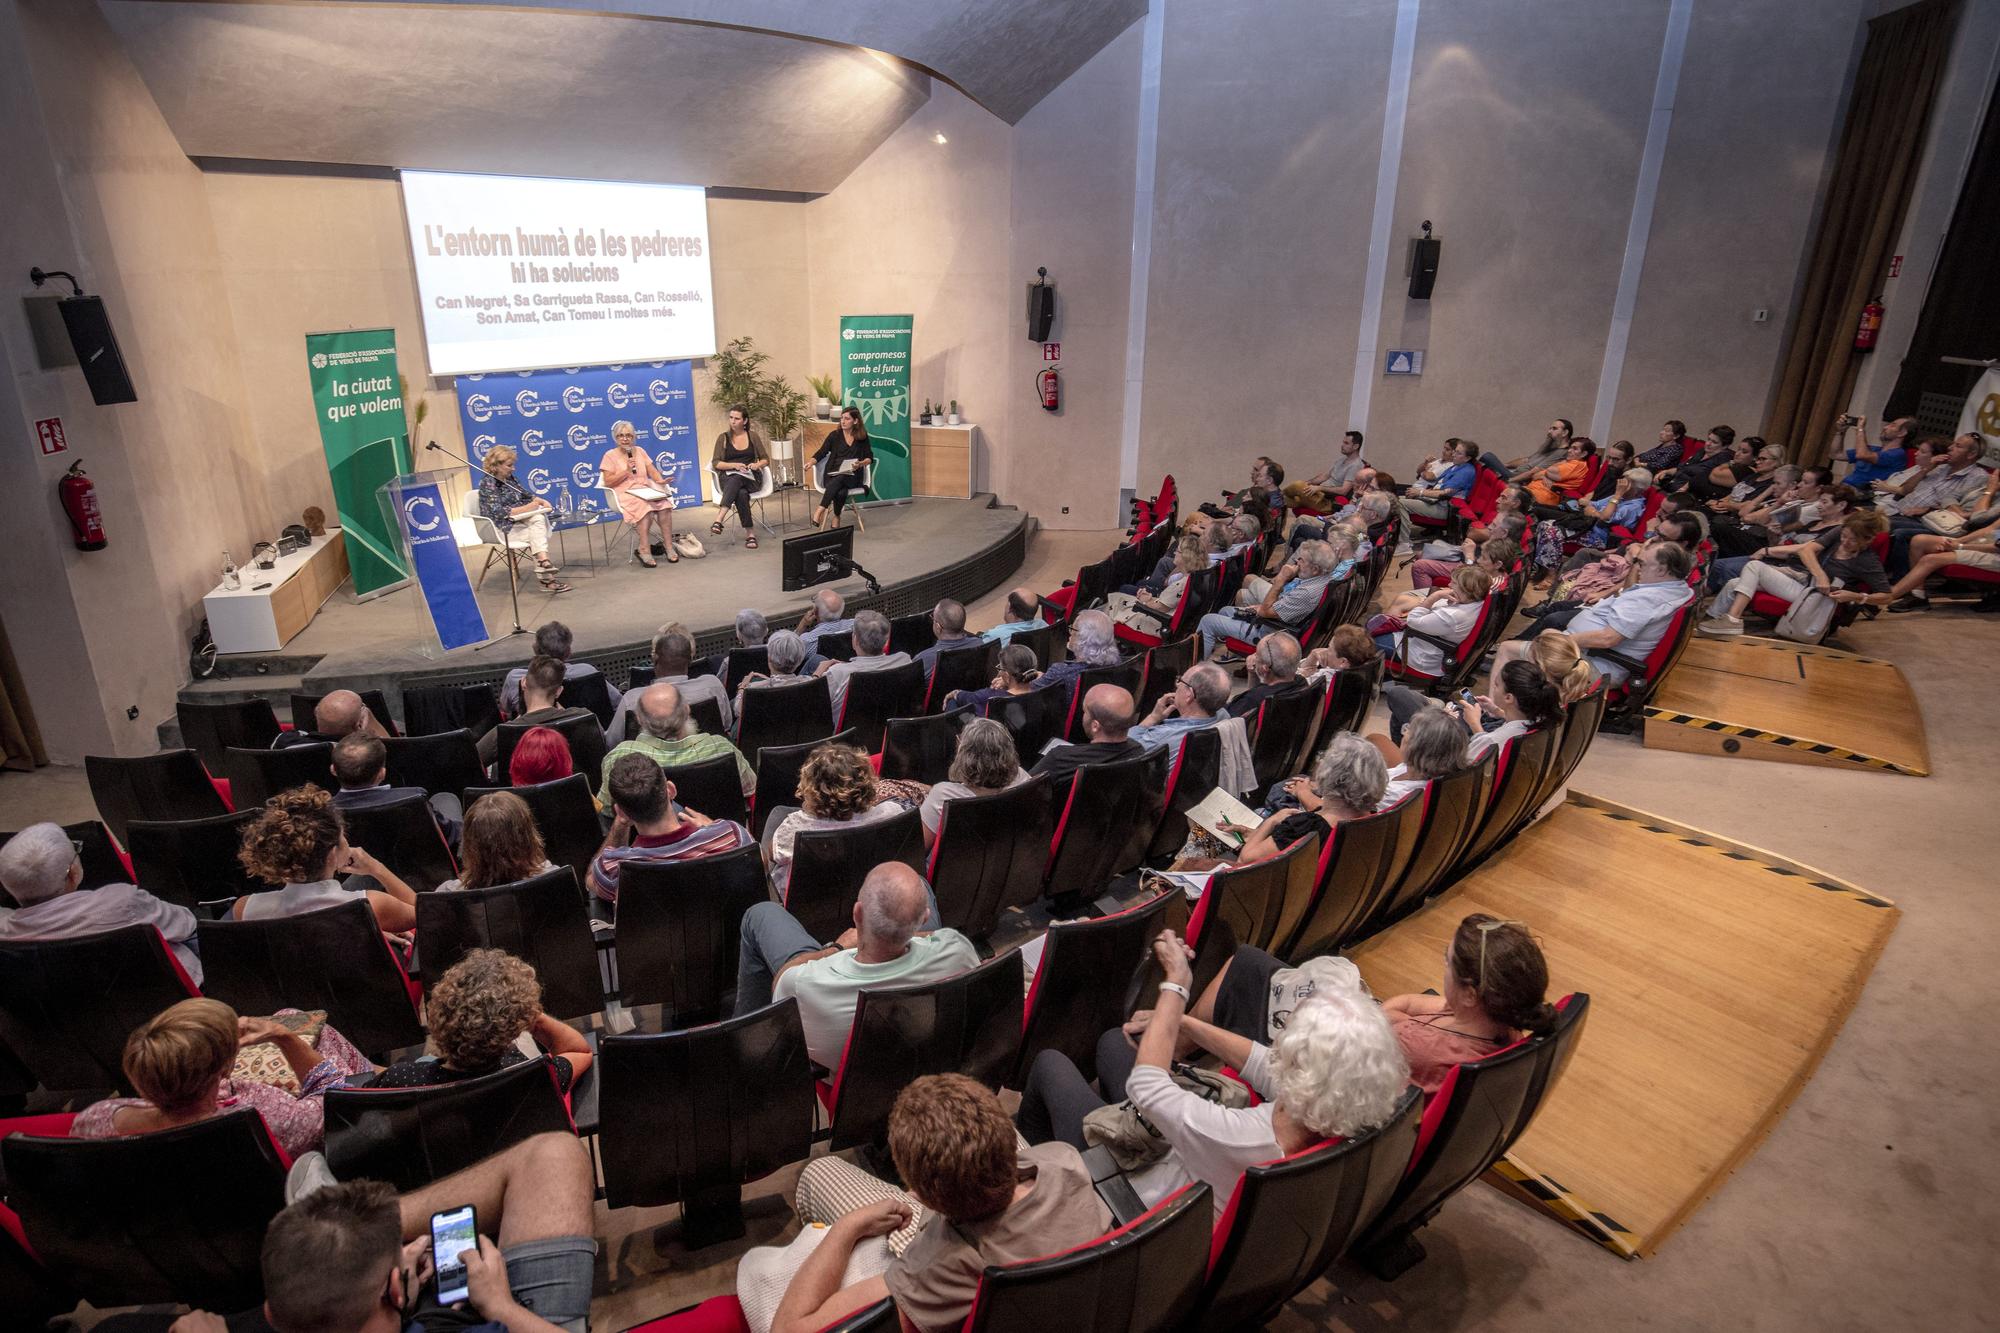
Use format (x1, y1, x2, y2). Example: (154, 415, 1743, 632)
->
(306, 329, 412, 597)
(837, 315, 912, 501)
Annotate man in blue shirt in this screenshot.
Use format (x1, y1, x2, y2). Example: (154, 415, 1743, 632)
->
(981, 588, 1044, 643)
(1835, 413, 1913, 487)
(797, 587, 856, 648)
(1129, 661, 1231, 754)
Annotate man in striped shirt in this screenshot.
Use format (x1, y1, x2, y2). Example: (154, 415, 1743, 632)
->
(588, 752, 751, 911)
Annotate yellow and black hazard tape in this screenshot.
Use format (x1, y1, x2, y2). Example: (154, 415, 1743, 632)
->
(1487, 1156, 1642, 1259)
(1568, 794, 1897, 909)
(1641, 706, 1927, 776)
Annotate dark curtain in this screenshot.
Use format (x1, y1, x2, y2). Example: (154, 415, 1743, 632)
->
(1769, 0, 1959, 466)
(0, 615, 49, 773)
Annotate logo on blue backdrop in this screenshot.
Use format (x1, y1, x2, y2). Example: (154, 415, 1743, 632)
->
(648, 380, 671, 406)
(567, 424, 592, 449)
(652, 414, 675, 440)
(457, 359, 695, 511)
(465, 393, 495, 423)
(402, 494, 443, 533)
(562, 386, 587, 412)
(515, 389, 547, 417)
(571, 462, 599, 488)
(394, 479, 487, 653)
(606, 381, 633, 408)
(471, 433, 497, 456)
(653, 452, 675, 476)
(520, 429, 551, 456)
(527, 466, 551, 490)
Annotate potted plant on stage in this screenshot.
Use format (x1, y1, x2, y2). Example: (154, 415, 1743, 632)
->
(808, 374, 840, 421)
(711, 335, 811, 488)
(948, 399, 961, 426)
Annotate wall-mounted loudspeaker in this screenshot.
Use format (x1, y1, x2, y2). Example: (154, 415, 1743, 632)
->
(58, 296, 138, 405)
(1027, 267, 1056, 342)
(1408, 221, 1441, 301)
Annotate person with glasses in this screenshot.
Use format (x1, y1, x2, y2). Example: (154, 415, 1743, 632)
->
(0, 822, 203, 982)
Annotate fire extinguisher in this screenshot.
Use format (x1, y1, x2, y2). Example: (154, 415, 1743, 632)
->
(1036, 366, 1061, 413)
(59, 459, 107, 551)
(1854, 298, 1884, 353)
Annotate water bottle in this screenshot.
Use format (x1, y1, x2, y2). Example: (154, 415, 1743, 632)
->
(558, 481, 574, 516)
(221, 549, 241, 590)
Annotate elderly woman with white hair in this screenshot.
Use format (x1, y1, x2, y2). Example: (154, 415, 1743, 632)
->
(0, 823, 203, 981)
(919, 718, 1031, 844)
(1105, 536, 1205, 632)
(734, 629, 814, 719)
(1017, 928, 1410, 1216)
(1032, 609, 1127, 702)
(600, 418, 678, 567)
(1220, 732, 1388, 865)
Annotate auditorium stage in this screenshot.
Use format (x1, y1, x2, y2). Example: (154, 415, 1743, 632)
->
(186, 496, 1031, 710)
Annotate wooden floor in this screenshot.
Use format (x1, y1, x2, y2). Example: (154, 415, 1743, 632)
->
(1345, 793, 1898, 1258)
(1643, 636, 1930, 775)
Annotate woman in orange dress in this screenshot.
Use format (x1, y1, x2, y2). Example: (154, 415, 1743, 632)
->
(1520, 436, 1599, 510)
(601, 419, 678, 567)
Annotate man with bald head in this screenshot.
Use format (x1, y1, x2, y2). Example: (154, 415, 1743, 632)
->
(981, 587, 1045, 644)
(596, 680, 755, 805)
(271, 687, 389, 750)
(735, 861, 978, 1067)
(1029, 683, 1144, 795)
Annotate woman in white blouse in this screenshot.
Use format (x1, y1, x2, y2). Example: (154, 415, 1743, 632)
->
(230, 787, 417, 932)
(919, 718, 1030, 845)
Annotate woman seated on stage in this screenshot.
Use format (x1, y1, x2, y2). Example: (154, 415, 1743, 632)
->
(920, 719, 1032, 845)
(72, 997, 375, 1158)
(230, 786, 418, 934)
(371, 949, 592, 1092)
(734, 629, 816, 719)
(477, 444, 571, 593)
(711, 403, 770, 549)
(601, 418, 678, 567)
(1104, 536, 1206, 632)
(507, 725, 576, 788)
(434, 792, 556, 893)
(813, 405, 875, 529)
(944, 642, 1042, 712)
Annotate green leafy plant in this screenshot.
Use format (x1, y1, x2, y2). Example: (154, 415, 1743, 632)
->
(807, 373, 841, 405)
(711, 335, 810, 443)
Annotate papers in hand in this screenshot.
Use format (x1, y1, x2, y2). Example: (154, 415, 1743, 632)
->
(834, 460, 861, 475)
(628, 485, 671, 502)
(1185, 787, 1261, 849)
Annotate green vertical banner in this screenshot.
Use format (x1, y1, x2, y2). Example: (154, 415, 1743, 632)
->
(837, 315, 913, 500)
(306, 329, 413, 598)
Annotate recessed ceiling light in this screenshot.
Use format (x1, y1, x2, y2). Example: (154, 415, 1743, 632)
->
(933, 133, 949, 145)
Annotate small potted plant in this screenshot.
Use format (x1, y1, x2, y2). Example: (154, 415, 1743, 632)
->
(807, 374, 839, 420)
(920, 398, 933, 425)
(947, 398, 961, 425)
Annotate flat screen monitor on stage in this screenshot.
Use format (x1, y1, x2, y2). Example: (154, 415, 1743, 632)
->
(782, 527, 855, 592)
(399, 170, 716, 376)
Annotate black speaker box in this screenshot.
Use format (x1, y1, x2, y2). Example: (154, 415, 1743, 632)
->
(1408, 237, 1441, 301)
(57, 296, 138, 405)
(1026, 282, 1056, 342)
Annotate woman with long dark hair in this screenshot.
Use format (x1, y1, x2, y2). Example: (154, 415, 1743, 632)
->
(812, 406, 875, 529)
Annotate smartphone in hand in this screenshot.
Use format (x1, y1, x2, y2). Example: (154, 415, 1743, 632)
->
(431, 1205, 478, 1306)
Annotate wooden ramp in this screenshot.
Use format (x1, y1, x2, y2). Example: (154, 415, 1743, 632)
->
(1642, 636, 1929, 775)
(1345, 794, 1898, 1259)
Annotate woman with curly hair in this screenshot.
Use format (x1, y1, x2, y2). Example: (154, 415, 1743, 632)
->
(764, 743, 907, 894)
(71, 997, 375, 1158)
(230, 786, 417, 932)
(371, 948, 592, 1092)
(435, 792, 557, 893)
(1017, 929, 1409, 1217)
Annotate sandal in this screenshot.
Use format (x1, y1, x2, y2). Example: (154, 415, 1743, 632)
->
(745, 534, 759, 549)
(539, 577, 574, 594)
(709, 520, 725, 536)
(666, 549, 681, 564)
(535, 555, 562, 574)
(634, 550, 658, 568)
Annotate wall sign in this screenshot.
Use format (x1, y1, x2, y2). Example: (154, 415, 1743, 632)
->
(1042, 343, 1061, 361)
(34, 417, 67, 455)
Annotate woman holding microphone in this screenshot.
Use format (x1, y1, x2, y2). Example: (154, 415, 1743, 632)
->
(601, 419, 678, 567)
(710, 404, 771, 549)
(477, 445, 571, 593)
(812, 406, 875, 530)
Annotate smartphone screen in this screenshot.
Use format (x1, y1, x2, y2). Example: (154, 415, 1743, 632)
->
(431, 1205, 478, 1305)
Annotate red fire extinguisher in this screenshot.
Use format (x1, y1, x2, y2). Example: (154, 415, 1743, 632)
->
(59, 459, 107, 551)
(1854, 298, 1884, 353)
(1036, 366, 1061, 413)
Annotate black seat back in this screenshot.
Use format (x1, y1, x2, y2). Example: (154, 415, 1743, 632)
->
(926, 776, 1056, 941)
(750, 729, 859, 837)
(401, 683, 501, 740)
(0, 820, 127, 899)
(1044, 751, 1157, 903)
(1249, 680, 1328, 791)
(338, 790, 458, 892)
(324, 1057, 573, 1192)
(1144, 724, 1221, 864)
(1195, 1088, 1423, 1328)
(1534, 687, 1607, 814)
(198, 900, 424, 1059)
(1358, 996, 1590, 1256)
(1061, 660, 1144, 743)
(495, 712, 608, 790)
(1366, 753, 1497, 928)
(736, 676, 835, 762)
(815, 632, 857, 663)
(828, 951, 1025, 1150)
(1187, 832, 1318, 958)
(786, 807, 927, 943)
(464, 775, 602, 893)
(1011, 891, 1172, 1086)
(887, 611, 937, 658)
(614, 845, 770, 1025)
(1279, 798, 1425, 959)
(1453, 727, 1562, 876)
(414, 867, 603, 1020)
(879, 707, 971, 783)
(126, 809, 265, 913)
(1069, 554, 1117, 617)
(963, 1182, 1212, 1333)
(560, 672, 616, 727)
(0, 926, 198, 1091)
(599, 1000, 816, 1216)
(1317, 658, 1384, 747)
(383, 729, 485, 802)
(661, 754, 750, 827)
(1012, 622, 1058, 670)
(175, 698, 280, 770)
(722, 645, 771, 693)
(223, 742, 335, 809)
(4, 1109, 287, 1311)
(84, 750, 227, 845)
(924, 639, 998, 712)
(1136, 635, 1197, 717)
(291, 689, 395, 735)
(836, 660, 928, 753)
(984, 686, 1069, 764)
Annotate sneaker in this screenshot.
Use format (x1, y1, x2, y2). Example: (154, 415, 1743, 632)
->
(1698, 615, 1744, 636)
(1886, 594, 1929, 614)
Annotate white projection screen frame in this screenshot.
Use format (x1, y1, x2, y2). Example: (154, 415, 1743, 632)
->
(399, 170, 717, 376)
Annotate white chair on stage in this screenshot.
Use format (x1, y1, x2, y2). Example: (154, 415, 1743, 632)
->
(459, 491, 529, 588)
(811, 454, 875, 533)
(707, 465, 777, 541)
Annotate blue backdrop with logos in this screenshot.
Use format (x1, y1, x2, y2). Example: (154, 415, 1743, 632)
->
(454, 360, 700, 511)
